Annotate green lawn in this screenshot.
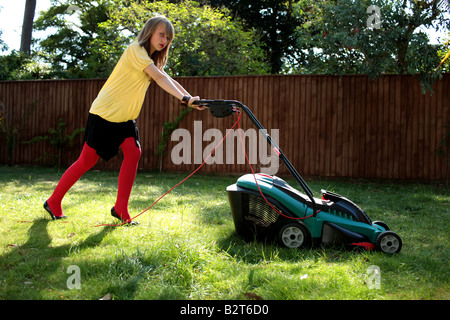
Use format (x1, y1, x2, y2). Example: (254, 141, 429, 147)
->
(0, 165, 448, 300)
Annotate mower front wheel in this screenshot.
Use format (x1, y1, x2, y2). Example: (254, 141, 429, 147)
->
(375, 231, 402, 254)
(277, 222, 309, 249)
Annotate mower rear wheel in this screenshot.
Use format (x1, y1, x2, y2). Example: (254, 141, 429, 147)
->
(375, 231, 402, 254)
(278, 223, 309, 249)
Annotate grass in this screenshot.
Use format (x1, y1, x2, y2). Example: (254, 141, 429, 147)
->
(0, 165, 448, 300)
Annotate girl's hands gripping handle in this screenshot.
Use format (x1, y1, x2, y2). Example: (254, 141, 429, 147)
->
(181, 95, 206, 110)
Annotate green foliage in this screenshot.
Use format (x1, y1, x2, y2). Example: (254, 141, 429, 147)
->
(156, 107, 192, 171)
(1, 0, 448, 82)
(0, 50, 51, 80)
(28, 0, 270, 78)
(292, 0, 449, 91)
(0, 29, 7, 52)
(208, 0, 302, 74)
(33, 0, 115, 78)
(436, 36, 450, 72)
(98, 0, 270, 76)
(24, 118, 85, 168)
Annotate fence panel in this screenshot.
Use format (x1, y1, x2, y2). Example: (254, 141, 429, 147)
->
(0, 74, 448, 180)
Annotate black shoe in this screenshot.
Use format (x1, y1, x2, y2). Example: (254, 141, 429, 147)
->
(44, 201, 67, 220)
(111, 207, 139, 225)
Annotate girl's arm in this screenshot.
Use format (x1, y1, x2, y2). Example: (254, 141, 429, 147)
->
(144, 64, 203, 110)
(162, 70, 189, 96)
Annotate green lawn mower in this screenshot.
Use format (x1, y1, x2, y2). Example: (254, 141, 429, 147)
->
(194, 100, 402, 254)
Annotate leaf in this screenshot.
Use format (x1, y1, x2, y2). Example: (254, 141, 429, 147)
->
(243, 292, 263, 300)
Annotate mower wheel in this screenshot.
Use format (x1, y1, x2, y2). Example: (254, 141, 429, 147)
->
(373, 221, 389, 231)
(375, 231, 402, 254)
(277, 223, 309, 249)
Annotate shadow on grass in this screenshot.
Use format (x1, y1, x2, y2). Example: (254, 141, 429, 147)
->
(1, 218, 116, 299)
(216, 230, 374, 266)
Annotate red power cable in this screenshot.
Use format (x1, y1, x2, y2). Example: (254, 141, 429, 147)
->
(95, 107, 312, 227)
(235, 110, 314, 221)
(94, 108, 243, 227)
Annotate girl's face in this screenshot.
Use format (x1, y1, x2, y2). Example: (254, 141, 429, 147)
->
(149, 23, 171, 55)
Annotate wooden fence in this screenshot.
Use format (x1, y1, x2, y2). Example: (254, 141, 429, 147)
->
(0, 74, 448, 180)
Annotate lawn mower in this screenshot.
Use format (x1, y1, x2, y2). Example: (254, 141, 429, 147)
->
(193, 99, 402, 254)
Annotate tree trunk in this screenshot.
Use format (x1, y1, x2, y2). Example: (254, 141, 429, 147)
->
(20, 0, 37, 55)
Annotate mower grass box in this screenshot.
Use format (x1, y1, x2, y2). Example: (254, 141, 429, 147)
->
(227, 174, 401, 253)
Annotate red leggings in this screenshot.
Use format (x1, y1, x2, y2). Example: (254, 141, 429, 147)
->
(46, 137, 141, 220)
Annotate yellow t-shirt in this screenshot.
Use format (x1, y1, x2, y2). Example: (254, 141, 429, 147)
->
(89, 42, 154, 123)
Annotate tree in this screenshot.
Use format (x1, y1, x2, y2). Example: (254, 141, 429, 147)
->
(0, 3, 51, 80)
(33, 0, 114, 78)
(96, 0, 270, 76)
(20, 0, 37, 54)
(32, 0, 269, 78)
(292, 0, 449, 90)
(0, 52, 26, 80)
(208, 0, 301, 74)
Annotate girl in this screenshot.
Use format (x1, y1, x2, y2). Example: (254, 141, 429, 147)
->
(44, 16, 203, 225)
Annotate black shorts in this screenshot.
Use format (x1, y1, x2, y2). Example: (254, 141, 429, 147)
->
(83, 113, 141, 161)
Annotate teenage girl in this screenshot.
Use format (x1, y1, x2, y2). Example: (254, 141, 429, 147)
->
(44, 16, 203, 225)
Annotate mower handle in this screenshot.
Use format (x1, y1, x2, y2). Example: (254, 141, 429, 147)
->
(192, 100, 239, 118)
(192, 99, 239, 106)
(192, 99, 317, 211)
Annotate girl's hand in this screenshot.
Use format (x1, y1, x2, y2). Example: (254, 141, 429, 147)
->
(188, 96, 206, 110)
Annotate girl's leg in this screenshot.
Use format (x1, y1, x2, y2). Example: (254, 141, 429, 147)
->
(113, 137, 141, 221)
(46, 142, 99, 217)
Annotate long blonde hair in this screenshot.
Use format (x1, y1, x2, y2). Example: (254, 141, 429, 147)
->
(137, 16, 174, 70)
